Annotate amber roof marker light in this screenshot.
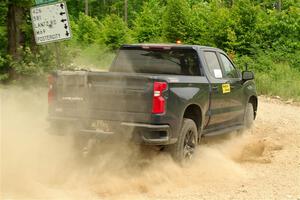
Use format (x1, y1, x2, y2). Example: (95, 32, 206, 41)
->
(176, 40, 182, 44)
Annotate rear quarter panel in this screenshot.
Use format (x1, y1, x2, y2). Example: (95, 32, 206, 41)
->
(152, 75, 210, 139)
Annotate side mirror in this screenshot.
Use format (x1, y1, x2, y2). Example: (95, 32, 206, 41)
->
(242, 71, 254, 81)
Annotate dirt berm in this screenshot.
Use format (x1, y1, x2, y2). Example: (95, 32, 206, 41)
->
(1, 87, 300, 200)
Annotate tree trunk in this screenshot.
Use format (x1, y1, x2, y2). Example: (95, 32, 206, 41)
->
(85, 0, 89, 15)
(7, 2, 25, 78)
(277, 0, 282, 11)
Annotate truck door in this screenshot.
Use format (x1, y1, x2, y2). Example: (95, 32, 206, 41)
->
(217, 52, 244, 125)
(203, 51, 231, 129)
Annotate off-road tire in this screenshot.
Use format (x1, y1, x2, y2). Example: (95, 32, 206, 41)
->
(169, 118, 198, 162)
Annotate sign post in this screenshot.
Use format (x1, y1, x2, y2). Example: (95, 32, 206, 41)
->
(30, 2, 72, 45)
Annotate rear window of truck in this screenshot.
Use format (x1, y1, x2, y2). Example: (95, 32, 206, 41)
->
(110, 48, 201, 76)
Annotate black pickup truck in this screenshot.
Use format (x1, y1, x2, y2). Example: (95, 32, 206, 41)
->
(48, 44, 257, 161)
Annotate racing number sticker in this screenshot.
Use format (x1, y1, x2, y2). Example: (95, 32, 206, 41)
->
(222, 83, 231, 94)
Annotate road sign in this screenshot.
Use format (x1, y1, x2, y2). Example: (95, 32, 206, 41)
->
(30, 2, 72, 45)
(35, 0, 57, 5)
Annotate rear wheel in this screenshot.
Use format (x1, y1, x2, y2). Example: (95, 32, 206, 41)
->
(169, 118, 198, 162)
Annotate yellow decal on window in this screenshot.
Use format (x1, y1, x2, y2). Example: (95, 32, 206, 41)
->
(222, 83, 231, 93)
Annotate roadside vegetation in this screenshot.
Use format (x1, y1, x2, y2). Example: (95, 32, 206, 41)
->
(0, 0, 299, 100)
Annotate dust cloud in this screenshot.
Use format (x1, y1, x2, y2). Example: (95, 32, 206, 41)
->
(0, 86, 290, 199)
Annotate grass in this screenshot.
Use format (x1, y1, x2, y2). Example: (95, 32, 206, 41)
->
(255, 63, 300, 101)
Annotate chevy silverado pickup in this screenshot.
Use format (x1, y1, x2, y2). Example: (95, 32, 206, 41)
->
(48, 44, 257, 161)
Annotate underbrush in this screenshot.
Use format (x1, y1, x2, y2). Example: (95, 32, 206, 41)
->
(255, 63, 300, 101)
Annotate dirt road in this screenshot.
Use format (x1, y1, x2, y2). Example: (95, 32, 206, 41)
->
(1, 87, 300, 200)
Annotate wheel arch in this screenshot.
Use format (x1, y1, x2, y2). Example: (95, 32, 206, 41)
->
(182, 104, 203, 133)
(248, 95, 258, 119)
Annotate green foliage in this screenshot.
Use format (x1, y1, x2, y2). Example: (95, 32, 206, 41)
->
(208, 5, 236, 50)
(0, 54, 10, 81)
(258, 6, 300, 51)
(100, 14, 131, 50)
(256, 63, 300, 101)
(10, 46, 56, 77)
(0, 2, 8, 78)
(234, 54, 300, 101)
(0, 1, 8, 26)
(230, 0, 260, 55)
(162, 0, 190, 42)
(0, 26, 7, 54)
(71, 13, 102, 45)
(132, 0, 164, 42)
(1, 0, 300, 100)
(185, 2, 211, 45)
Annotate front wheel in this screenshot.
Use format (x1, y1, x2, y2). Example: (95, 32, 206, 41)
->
(237, 103, 255, 134)
(244, 103, 254, 129)
(169, 118, 198, 162)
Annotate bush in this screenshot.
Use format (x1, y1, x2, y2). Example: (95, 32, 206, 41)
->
(162, 0, 190, 42)
(230, 0, 261, 55)
(185, 2, 211, 45)
(0, 55, 9, 81)
(10, 46, 56, 77)
(132, 0, 164, 43)
(71, 13, 102, 45)
(100, 14, 131, 50)
(255, 63, 300, 101)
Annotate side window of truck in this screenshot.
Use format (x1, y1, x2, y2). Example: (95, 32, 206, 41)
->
(204, 51, 223, 79)
(220, 53, 239, 79)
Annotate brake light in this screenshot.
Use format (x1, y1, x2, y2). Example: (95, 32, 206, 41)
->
(152, 82, 168, 114)
(48, 74, 55, 104)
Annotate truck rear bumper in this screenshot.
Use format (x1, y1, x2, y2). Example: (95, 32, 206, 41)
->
(48, 117, 175, 145)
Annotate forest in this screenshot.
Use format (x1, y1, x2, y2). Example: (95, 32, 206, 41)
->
(0, 0, 299, 100)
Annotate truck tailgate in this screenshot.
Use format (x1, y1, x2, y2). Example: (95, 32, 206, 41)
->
(88, 72, 152, 113)
(53, 71, 154, 121)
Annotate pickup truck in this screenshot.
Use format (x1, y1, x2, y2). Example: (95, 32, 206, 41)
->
(48, 44, 257, 161)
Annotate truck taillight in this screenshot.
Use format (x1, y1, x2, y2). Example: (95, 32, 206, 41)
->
(152, 82, 168, 114)
(48, 74, 55, 104)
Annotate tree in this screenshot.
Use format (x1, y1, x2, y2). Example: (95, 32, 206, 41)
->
(100, 14, 131, 50)
(72, 12, 101, 45)
(85, 0, 89, 15)
(185, 2, 211, 45)
(162, 0, 190, 42)
(6, 1, 32, 78)
(230, 0, 260, 55)
(132, 0, 164, 42)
